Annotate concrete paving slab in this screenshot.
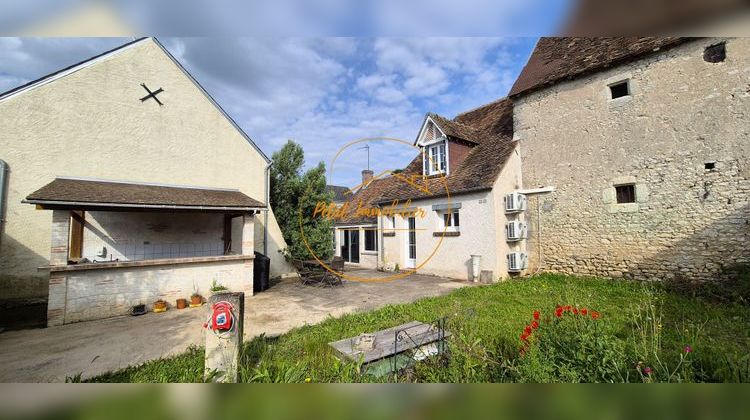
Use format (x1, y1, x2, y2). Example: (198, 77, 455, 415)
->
(0, 271, 473, 382)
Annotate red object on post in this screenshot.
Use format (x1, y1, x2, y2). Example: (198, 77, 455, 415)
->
(205, 301, 234, 333)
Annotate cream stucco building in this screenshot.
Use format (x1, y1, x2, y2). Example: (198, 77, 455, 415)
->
(333, 100, 528, 281)
(0, 37, 294, 324)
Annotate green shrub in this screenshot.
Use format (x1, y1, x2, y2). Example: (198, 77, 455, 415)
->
(515, 306, 628, 383)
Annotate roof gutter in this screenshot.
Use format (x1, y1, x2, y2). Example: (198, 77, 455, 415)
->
(263, 161, 272, 256)
(22, 199, 264, 213)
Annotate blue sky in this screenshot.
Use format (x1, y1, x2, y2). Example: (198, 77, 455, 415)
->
(0, 37, 540, 187)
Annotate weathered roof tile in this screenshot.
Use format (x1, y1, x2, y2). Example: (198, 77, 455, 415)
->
(25, 178, 264, 210)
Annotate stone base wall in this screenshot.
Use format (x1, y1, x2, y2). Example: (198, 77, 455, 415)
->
(47, 258, 253, 326)
(515, 38, 750, 282)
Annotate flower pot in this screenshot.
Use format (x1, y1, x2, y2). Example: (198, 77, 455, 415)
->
(176, 298, 187, 309)
(190, 295, 203, 305)
(153, 300, 167, 313)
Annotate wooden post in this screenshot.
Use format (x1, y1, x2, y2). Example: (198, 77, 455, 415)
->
(204, 291, 244, 383)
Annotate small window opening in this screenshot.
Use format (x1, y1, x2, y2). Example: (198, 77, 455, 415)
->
(441, 210, 460, 232)
(364, 228, 378, 251)
(703, 42, 726, 63)
(615, 184, 636, 204)
(704, 162, 716, 170)
(609, 81, 630, 99)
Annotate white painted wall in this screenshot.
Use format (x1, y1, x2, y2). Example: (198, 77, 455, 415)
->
(81, 211, 226, 262)
(334, 224, 379, 269)
(50, 259, 252, 324)
(382, 189, 499, 281)
(490, 146, 526, 278)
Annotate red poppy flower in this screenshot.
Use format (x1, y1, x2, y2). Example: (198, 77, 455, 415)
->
(520, 332, 530, 341)
(555, 308, 563, 318)
(564, 305, 572, 312)
(591, 311, 600, 319)
(531, 320, 539, 329)
(572, 308, 579, 315)
(580, 308, 588, 316)
(524, 326, 532, 335)
(533, 311, 540, 320)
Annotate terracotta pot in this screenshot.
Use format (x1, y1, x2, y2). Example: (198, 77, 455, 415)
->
(191, 295, 203, 305)
(153, 300, 167, 311)
(176, 298, 187, 309)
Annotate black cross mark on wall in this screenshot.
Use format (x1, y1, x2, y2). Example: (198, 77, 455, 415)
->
(140, 83, 164, 106)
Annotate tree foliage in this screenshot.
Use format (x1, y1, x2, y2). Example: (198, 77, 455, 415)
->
(270, 140, 333, 261)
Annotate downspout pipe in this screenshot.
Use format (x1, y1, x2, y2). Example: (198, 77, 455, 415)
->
(264, 161, 273, 256)
(0, 159, 7, 246)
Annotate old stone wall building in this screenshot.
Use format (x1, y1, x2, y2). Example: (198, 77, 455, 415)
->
(511, 37, 750, 281)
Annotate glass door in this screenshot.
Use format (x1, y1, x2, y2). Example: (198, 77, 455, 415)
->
(341, 229, 360, 263)
(406, 217, 416, 268)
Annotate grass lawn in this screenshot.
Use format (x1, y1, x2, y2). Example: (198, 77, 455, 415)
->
(88, 274, 749, 383)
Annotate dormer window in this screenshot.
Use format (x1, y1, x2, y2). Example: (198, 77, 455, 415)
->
(423, 142, 446, 176)
(417, 116, 451, 176)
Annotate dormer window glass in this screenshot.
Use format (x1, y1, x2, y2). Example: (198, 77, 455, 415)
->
(425, 142, 446, 175)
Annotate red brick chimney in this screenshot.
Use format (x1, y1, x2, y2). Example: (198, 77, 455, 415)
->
(362, 169, 374, 187)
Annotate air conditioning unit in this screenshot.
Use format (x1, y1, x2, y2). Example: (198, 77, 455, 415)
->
(504, 192, 527, 213)
(505, 221, 527, 241)
(507, 252, 528, 272)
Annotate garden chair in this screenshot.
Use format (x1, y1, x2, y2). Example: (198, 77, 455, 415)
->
(292, 259, 323, 286)
(323, 256, 344, 287)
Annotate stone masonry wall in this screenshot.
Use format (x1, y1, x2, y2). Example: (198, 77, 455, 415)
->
(515, 38, 750, 281)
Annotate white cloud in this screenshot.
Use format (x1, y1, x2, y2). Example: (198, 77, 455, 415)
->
(373, 86, 408, 104)
(1, 36, 530, 187)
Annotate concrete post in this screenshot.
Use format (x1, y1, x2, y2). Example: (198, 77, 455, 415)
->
(241, 213, 254, 255)
(241, 213, 255, 295)
(204, 291, 244, 383)
(47, 210, 71, 327)
(50, 210, 71, 266)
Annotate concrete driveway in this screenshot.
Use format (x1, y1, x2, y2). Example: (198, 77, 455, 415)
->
(0, 271, 472, 382)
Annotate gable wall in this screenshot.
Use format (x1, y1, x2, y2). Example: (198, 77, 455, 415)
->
(0, 39, 291, 298)
(490, 144, 525, 279)
(514, 37, 750, 281)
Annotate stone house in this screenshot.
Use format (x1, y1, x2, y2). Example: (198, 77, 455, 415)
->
(511, 37, 750, 282)
(333, 37, 748, 283)
(0, 37, 294, 325)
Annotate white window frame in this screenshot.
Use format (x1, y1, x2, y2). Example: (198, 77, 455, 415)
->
(424, 142, 447, 176)
(438, 209, 460, 232)
(363, 227, 378, 252)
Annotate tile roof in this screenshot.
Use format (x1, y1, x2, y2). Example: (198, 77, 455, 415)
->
(425, 113, 480, 145)
(325, 185, 351, 202)
(334, 175, 405, 225)
(509, 37, 688, 98)
(25, 178, 265, 211)
(336, 98, 516, 225)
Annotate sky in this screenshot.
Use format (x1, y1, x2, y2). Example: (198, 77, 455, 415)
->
(0, 37, 539, 187)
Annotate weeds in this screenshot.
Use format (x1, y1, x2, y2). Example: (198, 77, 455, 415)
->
(88, 274, 750, 383)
